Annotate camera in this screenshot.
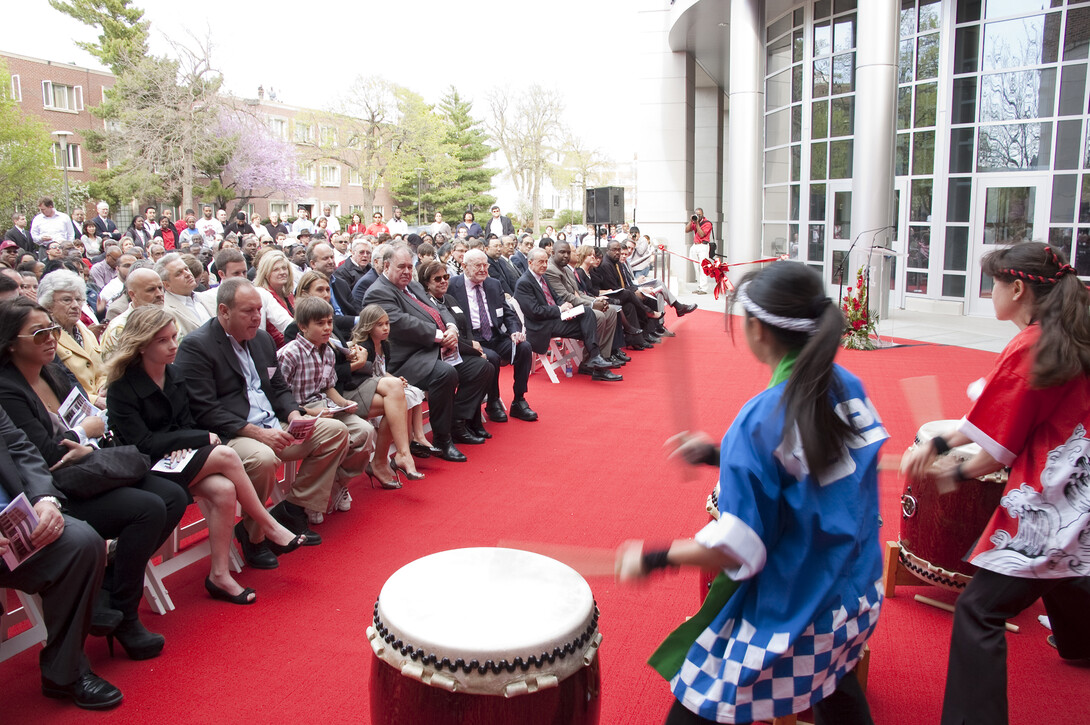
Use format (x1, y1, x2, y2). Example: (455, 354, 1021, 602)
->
(691, 215, 697, 222)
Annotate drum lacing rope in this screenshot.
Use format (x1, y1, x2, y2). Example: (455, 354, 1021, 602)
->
(372, 600, 600, 675)
(897, 546, 969, 590)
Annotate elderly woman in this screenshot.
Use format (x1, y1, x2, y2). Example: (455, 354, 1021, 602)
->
(38, 270, 108, 406)
(0, 297, 186, 659)
(254, 250, 295, 347)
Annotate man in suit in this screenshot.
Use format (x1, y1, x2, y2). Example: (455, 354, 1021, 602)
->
(511, 234, 534, 276)
(156, 252, 212, 342)
(449, 250, 537, 423)
(485, 235, 521, 297)
(91, 202, 121, 243)
(513, 248, 622, 382)
(330, 238, 372, 316)
(485, 204, 516, 240)
(544, 240, 627, 367)
(175, 279, 350, 566)
(595, 238, 697, 324)
(351, 243, 392, 309)
(0, 407, 122, 710)
(5, 213, 34, 255)
(363, 247, 492, 462)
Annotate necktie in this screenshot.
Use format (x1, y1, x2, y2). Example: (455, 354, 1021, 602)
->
(539, 276, 556, 306)
(475, 284, 492, 341)
(615, 263, 627, 288)
(406, 290, 444, 330)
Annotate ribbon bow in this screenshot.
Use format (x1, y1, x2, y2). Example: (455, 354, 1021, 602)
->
(700, 257, 733, 299)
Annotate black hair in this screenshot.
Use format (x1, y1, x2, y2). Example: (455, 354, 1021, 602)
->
(733, 262, 851, 478)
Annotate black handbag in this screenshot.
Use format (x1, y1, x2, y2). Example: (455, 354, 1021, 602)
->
(51, 444, 151, 500)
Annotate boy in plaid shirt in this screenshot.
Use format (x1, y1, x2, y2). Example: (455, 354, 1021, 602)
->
(277, 297, 376, 521)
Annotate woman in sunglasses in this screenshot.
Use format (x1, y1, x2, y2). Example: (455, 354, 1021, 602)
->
(0, 297, 187, 661)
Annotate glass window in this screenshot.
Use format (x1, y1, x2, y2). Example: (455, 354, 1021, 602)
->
(814, 58, 831, 97)
(766, 147, 791, 184)
(790, 184, 801, 220)
(1055, 119, 1083, 170)
(1064, 6, 1090, 60)
(911, 178, 933, 221)
(1081, 175, 1090, 223)
(915, 83, 938, 126)
(833, 191, 852, 240)
(793, 66, 804, 103)
(913, 130, 936, 174)
(768, 13, 793, 43)
(831, 97, 855, 136)
(791, 144, 802, 182)
(768, 33, 793, 75)
(954, 25, 981, 75)
(899, 39, 916, 84)
(950, 127, 976, 173)
(977, 122, 1053, 170)
(1052, 174, 1078, 223)
(978, 69, 1056, 122)
(810, 183, 827, 219)
(815, 0, 832, 20)
(832, 53, 855, 94)
(834, 0, 857, 13)
(830, 140, 854, 178)
(919, 0, 941, 31)
(906, 271, 929, 293)
(831, 250, 848, 285)
(984, 0, 1053, 20)
(898, 87, 913, 129)
(957, 0, 982, 25)
(908, 226, 931, 267)
(813, 101, 829, 139)
(767, 108, 792, 147)
(789, 224, 800, 258)
(948, 178, 973, 222)
(952, 77, 978, 124)
(982, 15, 1059, 71)
(901, 2, 917, 40)
(833, 16, 855, 52)
(766, 185, 790, 218)
(792, 105, 802, 142)
(815, 21, 832, 56)
(767, 69, 792, 110)
(917, 34, 940, 79)
(942, 275, 967, 297)
(794, 29, 805, 63)
(1077, 230, 1090, 276)
(1048, 227, 1073, 260)
(808, 224, 826, 262)
(764, 224, 790, 256)
(897, 133, 911, 176)
(1059, 63, 1087, 116)
(945, 226, 970, 268)
(812, 141, 829, 179)
(982, 186, 1036, 244)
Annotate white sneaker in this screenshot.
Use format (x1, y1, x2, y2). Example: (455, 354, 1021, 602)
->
(335, 487, 352, 512)
(307, 510, 324, 526)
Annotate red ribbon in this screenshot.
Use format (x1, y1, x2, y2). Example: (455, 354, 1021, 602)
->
(655, 246, 790, 299)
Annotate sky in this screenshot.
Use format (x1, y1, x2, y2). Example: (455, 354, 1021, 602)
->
(12, 0, 643, 172)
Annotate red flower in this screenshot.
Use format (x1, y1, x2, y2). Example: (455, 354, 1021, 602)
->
(852, 319, 865, 330)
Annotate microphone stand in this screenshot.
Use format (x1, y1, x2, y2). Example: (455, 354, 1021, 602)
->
(836, 225, 896, 311)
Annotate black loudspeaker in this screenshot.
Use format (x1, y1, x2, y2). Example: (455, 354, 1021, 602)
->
(585, 186, 625, 225)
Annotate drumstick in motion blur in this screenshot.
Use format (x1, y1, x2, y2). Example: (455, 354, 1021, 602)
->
(898, 374, 962, 493)
(496, 541, 617, 578)
(914, 594, 1020, 633)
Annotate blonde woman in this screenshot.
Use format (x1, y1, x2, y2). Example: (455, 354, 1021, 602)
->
(105, 306, 305, 605)
(253, 250, 294, 347)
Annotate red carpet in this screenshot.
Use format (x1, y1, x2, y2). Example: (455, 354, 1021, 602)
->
(3, 309, 1088, 724)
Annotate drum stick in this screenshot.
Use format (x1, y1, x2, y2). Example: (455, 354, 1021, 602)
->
(913, 594, 1020, 633)
(899, 376, 945, 428)
(496, 541, 617, 578)
(878, 454, 902, 471)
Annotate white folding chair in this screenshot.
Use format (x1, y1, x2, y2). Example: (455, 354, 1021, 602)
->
(531, 338, 584, 383)
(0, 587, 48, 663)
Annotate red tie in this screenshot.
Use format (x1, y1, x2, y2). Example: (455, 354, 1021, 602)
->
(406, 290, 444, 330)
(538, 276, 556, 305)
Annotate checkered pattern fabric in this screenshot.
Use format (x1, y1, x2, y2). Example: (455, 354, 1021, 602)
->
(276, 335, 337, 404)
(671, 578, 883, 723)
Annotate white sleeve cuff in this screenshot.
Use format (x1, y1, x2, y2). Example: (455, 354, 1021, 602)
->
(957, 416, 1016, 466)
(694, 512, 767, 581)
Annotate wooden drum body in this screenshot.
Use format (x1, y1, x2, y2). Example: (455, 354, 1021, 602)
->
(367, 547, 602, 725)
(898, 421, 1006, 590)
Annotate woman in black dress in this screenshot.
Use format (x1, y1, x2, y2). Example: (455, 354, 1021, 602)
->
(105, 307, 305, 605)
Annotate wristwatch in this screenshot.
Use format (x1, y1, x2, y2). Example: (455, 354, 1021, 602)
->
(36, 495, 63, 511)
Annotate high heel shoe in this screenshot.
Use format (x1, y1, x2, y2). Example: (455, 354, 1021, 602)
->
(391, 459, 425, 481)
(106, 618, 165, 660)
(365, 462, 402, 490)
(205, 577, 256, 605)
(266, 532, 307, 556)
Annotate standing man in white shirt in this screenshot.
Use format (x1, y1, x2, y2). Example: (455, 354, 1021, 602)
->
(30, 197, 74, 260)
(196, 205, 223, 243)
(487, 204, 515, 240)
(387, 206, 409, 237)
(317, 206, 341, 234)
(291, 207, 315, 237)
(143, 207, 160, 236)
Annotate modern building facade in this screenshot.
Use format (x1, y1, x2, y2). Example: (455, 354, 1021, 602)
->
(638, 0, 1090, 316)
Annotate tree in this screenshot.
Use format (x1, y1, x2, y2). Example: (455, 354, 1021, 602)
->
(48, 0, 150, 73)
(486, 85, 566, 233)
(197, 110, 310, 216)
(85, 38, 228, 212)
(385, 89, 459, 226)
(429, 88, 498, 223)
(0, 61, 61, 216)
(551, 134, 612, 221)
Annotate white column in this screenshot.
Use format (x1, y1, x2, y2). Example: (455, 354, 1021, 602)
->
(850, 0, 899, 315)
(694, 84, 725, 243)
(726, 0, 764, 282)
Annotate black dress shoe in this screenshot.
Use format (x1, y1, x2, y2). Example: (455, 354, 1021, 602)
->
(43, 672, 123, 710)
(484, 400, 508, 422)
(614, 350, 631, 362)
(452, 421, 485, 445)
(625, 335, 649, 350)
(644, 333, 662, 345)
(675, 302, 698, 316)
(509, 399, 538, 421)
(658, 327, 677, 337)
(433, 439, 467, 462)
(234, 521, 279, 569)
(468, 422, 492, 439)
(583, 354, 613, 369)
(591, 369, 623, 382)
(608, 355, 627, 367)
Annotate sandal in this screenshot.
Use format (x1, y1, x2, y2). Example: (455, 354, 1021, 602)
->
(205, 577, 256, 605)
(266, 533, 307, 556)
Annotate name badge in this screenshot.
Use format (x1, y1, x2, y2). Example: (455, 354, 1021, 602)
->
(495, 307, 504, 318)
(451, 306, 463, 314)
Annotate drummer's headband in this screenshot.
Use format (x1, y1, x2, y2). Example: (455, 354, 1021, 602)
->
(995, 246, 1076, 285)
(736, 282, 820, 334)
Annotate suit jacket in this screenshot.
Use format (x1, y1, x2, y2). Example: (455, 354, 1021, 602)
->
(107, 364, 209, 460)
(484, 215, 515, 238)
(488, 255, 520, 296)
(513, 270, 565, 354)
(447, 275, 521, 342)
(0, 362, 81, 468)
(164, 292, 211, 341)
(4, 226, 34, 254)
(351, 268, 380, 308)
(174, 319, 303, 440)
(545, 259, 596, 308)
(511, 250, 528, 276)
(55, 321, 107, 399)
(429, 293, 485, 359)
(0, 405, 65, 507)
(92, 216, 121, 241)
(362, 274, 455, 384)
(331, 257, 366, 316)
(574, 267, 599, 296)
(590, 256, 629, 292)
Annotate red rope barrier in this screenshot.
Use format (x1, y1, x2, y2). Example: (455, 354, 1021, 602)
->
(656, 246, 788, 299)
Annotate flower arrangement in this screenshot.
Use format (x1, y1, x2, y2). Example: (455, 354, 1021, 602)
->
(841, 266, 878, 350)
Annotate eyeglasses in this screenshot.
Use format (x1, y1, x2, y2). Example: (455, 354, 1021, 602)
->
(431, 274, 450, 282)
(18, 325, 61, 344)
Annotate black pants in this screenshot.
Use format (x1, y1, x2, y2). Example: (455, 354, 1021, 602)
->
(0, 517, 103, 685)
(479, 334, 532, 401)
(64, 474, 187, 620)
(663, 670, 873, 725)
(536, 313, 601, 359)
(942, 568, 1090, 725)
(418, 355, 492, 440)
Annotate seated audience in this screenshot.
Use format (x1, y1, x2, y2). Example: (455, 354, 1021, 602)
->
(330, 237, 372, 316)
(253, 250, 295, 348)
(157, 253, 211, 340)
(37, 270, 108, 406)
(544, 240, 627, 366)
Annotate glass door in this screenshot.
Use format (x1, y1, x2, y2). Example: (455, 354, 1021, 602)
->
(826, 180, 853, 298)
(967, 176, 1050, 316)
